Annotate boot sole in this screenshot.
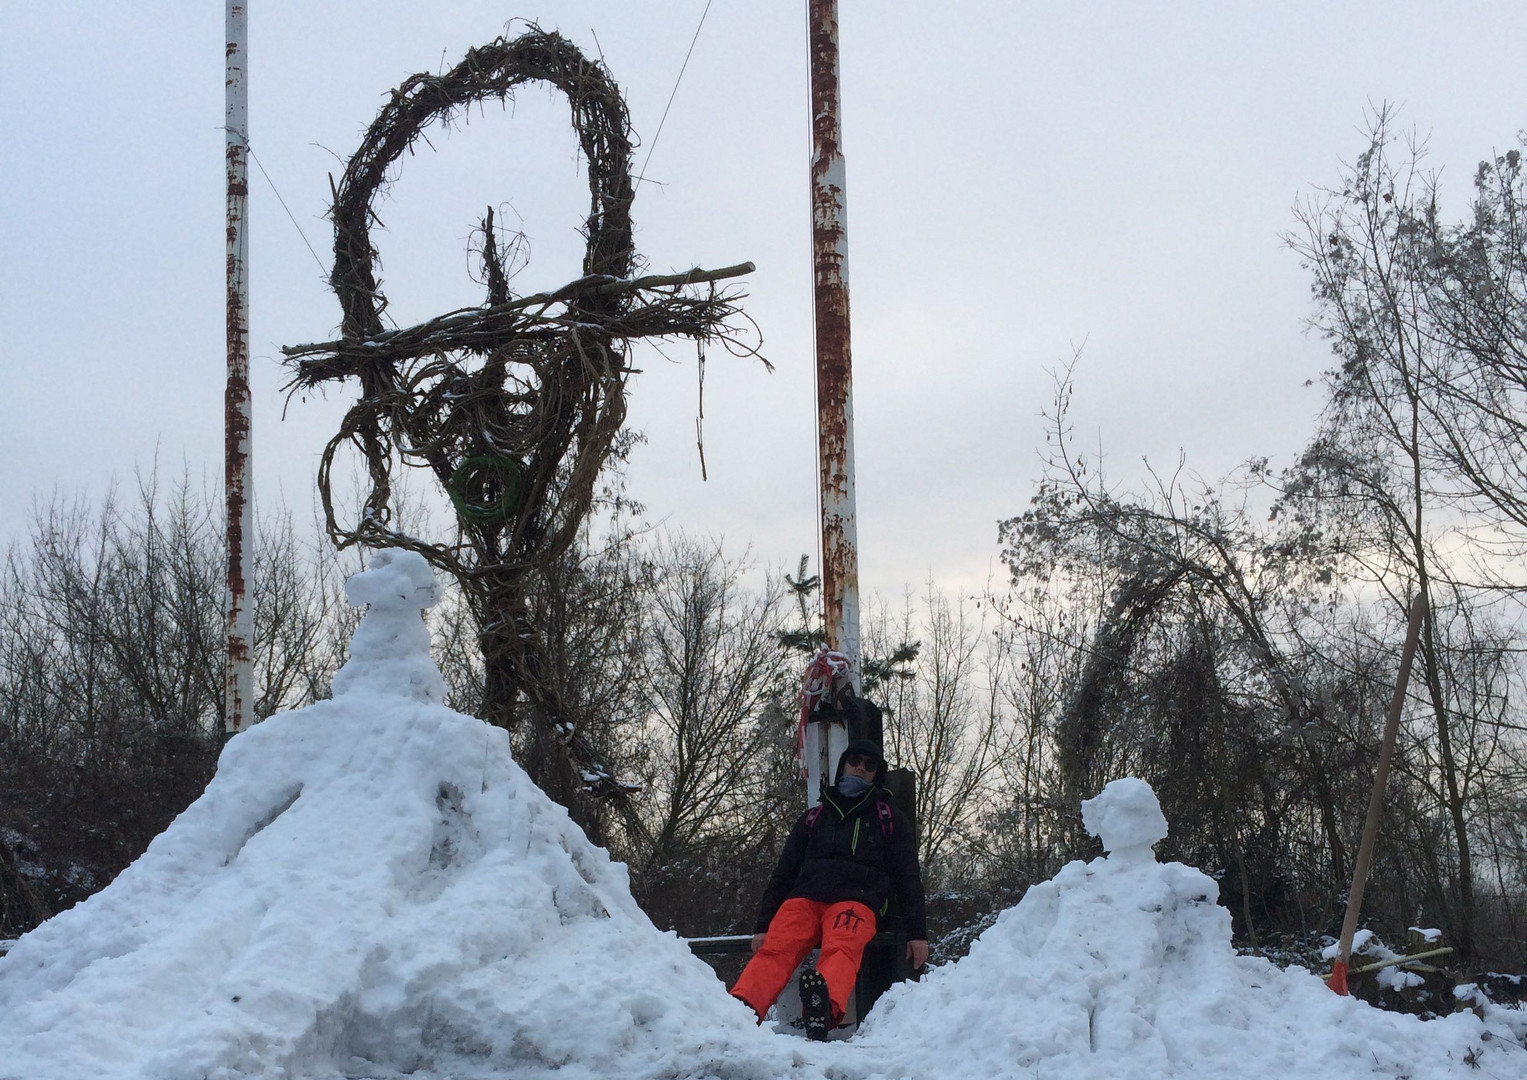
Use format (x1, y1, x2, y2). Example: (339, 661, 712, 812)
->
(799, 970, 831, 1042)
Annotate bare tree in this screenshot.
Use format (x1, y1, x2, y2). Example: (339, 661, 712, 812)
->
(624, 536, 797, 933)
(869, 582, 1002, 883)
(975, 584, 1092, 891)
(1281, 108, 1527, 957)
(997, 368, 1378, 944)
(0, 474, 366, 937)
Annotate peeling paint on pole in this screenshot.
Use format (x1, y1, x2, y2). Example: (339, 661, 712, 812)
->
(808, 0, 860, 675)
(225, 1, 254, 735)
(807, 0, 858, 801)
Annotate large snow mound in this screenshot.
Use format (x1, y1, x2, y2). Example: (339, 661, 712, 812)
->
(0, 551, 787, 1080)
(0, 552, 1518, 1080)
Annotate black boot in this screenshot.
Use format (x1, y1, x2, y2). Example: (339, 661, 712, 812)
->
(799, 969, 831, 1041)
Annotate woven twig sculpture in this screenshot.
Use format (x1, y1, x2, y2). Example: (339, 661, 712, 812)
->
(283, 28, 759, 797)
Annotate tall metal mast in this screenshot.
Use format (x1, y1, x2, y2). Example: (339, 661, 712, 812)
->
(805, 0, 860, 799)
(225, 0, 254, 735)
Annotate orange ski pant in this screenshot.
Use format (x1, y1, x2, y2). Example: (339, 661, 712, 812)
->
(730, 898, 877, 1023)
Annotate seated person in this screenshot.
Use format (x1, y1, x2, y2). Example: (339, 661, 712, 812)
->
(730, 739, 928, 1038)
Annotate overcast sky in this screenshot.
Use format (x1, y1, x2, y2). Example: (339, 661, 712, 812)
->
(4, 2, 1526, 600)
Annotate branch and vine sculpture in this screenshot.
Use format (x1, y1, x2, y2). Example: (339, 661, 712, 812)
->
(282, 27, 762, 800)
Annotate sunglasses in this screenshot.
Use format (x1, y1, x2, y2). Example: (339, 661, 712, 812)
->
(843, 752, 881, 769)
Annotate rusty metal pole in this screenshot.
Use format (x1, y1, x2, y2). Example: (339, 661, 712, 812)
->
(806, 0, 859, 800)
(224, 0, 254, 735)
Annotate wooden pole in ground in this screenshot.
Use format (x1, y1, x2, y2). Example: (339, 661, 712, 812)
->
(1329, 591, 1428, 994)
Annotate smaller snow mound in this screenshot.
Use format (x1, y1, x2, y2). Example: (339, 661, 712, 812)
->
(0, 551, 795, 1080)
(855, 777, 1510, 1080)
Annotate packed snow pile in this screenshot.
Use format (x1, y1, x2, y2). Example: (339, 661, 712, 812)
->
(1, 554, 1519, 1080)
(853, 778, 1516, 1080)
(0, 551, 790, 1080)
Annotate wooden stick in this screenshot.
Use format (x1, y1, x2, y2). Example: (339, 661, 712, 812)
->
(282, 262, 755, 358)
(1329, 591, 1428, 994)
(1322, 946, 1454, 980)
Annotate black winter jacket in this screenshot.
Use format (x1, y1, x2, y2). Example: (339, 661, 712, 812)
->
(753, 784, 927, 940)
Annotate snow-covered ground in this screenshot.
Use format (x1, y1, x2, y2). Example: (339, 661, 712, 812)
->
(1, 551, 1521, 1080)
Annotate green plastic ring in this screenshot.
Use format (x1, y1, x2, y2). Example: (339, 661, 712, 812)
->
(448, 454, 524, 525)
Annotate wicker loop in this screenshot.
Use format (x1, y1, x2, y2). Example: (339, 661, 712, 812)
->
(281, 25, 760, 796)
(327, 29, 636, 341)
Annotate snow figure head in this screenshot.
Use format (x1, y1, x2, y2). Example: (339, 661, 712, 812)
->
(330, 548, 447, 702)
(1081, 777, 1168, 863)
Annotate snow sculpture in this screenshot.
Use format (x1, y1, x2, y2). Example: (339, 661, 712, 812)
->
(1080, 776, 1169, 863)
(330, 547, 446, 703)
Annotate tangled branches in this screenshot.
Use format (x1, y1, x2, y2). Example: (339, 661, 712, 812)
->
(281, 27, 761, 802)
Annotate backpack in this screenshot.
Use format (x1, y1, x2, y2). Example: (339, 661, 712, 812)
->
(804, 797, 894, 840)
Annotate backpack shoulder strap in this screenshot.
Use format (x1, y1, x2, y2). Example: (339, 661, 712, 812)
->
(804, 805, 824, 831)
(876, 799, 894, 838)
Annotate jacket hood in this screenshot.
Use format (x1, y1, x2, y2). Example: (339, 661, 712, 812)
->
(834, 739, 888, 787)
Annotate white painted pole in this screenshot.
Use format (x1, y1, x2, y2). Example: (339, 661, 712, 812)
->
(224, 0, 254, 735)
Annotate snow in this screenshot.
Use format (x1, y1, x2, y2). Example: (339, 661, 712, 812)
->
(330, 548, 447, 704)
(1324, 928, 1376, 960)
(0, 552, 784, 1080)
(0, 550, 1520, 1080)
(1080, 776, 1169, 862)
(856, 854, 1501, 1080)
